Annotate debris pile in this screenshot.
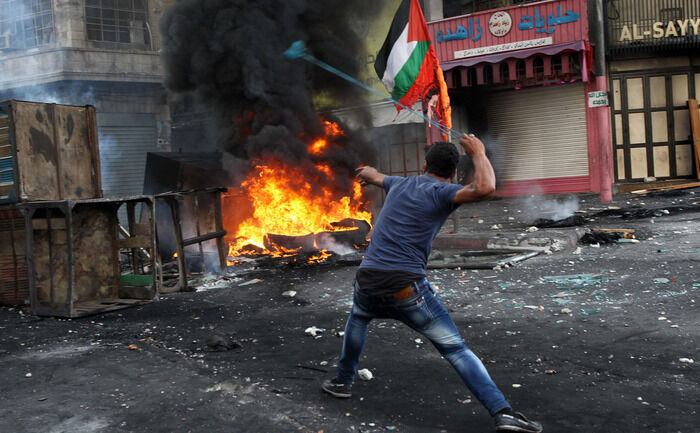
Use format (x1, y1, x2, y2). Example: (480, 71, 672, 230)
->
(533, 214, 586, 228)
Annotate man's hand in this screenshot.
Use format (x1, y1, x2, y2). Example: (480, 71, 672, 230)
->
(453, 134, 496, 204)
(459, 133, 486, 157)
(356, 166, 386, 187)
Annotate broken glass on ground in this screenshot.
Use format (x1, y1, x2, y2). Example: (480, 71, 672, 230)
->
(542, 274, 614, 290)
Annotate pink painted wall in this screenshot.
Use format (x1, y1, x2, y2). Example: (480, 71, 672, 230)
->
(429, 0, 589, 63)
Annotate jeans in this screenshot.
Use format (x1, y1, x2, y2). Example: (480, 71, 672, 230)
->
(336, 278, 511, 416)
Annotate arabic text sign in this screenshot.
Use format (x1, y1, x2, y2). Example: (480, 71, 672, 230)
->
(517, 4, 580, 35)
(588, 91, 609, 108)
(454, 37, 553, 59)
(438, 8, 578, 44)
(428, 0, 589, 62)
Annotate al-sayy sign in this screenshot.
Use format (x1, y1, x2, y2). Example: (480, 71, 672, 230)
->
(618, 18, 700, 41)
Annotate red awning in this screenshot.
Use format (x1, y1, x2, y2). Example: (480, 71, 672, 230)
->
(440, 40, 586, 70)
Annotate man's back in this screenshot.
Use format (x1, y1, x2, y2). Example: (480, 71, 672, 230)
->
(359, 174, 462, 275)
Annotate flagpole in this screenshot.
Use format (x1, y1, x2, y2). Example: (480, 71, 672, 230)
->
(284, 40, 464, 141)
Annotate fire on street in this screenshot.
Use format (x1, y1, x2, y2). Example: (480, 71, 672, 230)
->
(1, 190, 697, 433)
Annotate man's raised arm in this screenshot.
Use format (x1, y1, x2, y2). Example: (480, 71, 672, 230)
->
(453, 134, 496, 204)
(356, 166, 387, 187)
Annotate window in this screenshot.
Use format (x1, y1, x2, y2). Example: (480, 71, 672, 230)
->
(533, 57, 544, 80)
(0, 0, 54, 49)
(515, 60, 526, 81)
(466, 68, 477, 86)
(85, 0, 149, 46)
(499, 62, 509, 81)
(551, 55, 562, 76)
(483, 65, 493, 84)
(443, 0, 538, 18)
(569, 54, 581, 75)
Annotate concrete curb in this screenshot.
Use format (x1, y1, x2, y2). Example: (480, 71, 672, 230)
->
(434, 227, 586, 253)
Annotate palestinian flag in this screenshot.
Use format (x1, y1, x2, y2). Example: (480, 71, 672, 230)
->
(374, 0, 451, 134)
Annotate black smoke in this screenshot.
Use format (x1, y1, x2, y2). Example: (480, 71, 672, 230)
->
(160, 0, 379, 193)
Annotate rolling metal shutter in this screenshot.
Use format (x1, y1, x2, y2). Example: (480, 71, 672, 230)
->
(97, 113, 157, 198)
(486, 83, 589, 182)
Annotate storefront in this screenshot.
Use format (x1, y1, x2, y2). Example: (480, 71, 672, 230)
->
(428, 0, 603, 195)
(605, 0, 700, 182)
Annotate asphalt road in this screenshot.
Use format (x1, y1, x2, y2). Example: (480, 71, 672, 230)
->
(1, 191, 698, 433)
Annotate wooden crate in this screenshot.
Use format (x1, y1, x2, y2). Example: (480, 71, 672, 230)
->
(21, 196, 157, 318)
(0, 100, 102, 204)
(0, 205, 28, 305)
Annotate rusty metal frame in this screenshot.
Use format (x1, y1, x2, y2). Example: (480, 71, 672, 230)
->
(155, 188, 227, 292)
(20, 195, 157, 318)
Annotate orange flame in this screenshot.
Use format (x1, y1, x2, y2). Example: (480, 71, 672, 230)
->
(309, 139, 327, 156)
(307, 121, 344, 156)
(323, 120, 345, 137)
(307, 249, 332, 264)
(226, 121, 371, 259)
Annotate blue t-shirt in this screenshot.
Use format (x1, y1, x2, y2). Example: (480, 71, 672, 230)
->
(360, 174, 463, 275)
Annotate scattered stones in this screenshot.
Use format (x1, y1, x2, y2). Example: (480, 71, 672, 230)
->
(206, 335, 242, 351)
(304, 326, 325, 337)
(238, 278, 263, 287)
(357, 369, 373, 381)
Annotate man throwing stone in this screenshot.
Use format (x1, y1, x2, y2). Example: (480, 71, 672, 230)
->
(322, 134, 543, 433)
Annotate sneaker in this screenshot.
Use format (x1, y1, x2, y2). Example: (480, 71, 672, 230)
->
(321, 378, 352, 398)
(494, 411, 543, 432)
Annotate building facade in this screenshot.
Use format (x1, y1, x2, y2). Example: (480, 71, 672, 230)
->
(605, 0, 700, 182)
(0, 0, 175, 198)
(427, 0, 607, 195)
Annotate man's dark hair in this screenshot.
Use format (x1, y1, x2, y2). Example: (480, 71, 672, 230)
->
(425, 141, 459, 178)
